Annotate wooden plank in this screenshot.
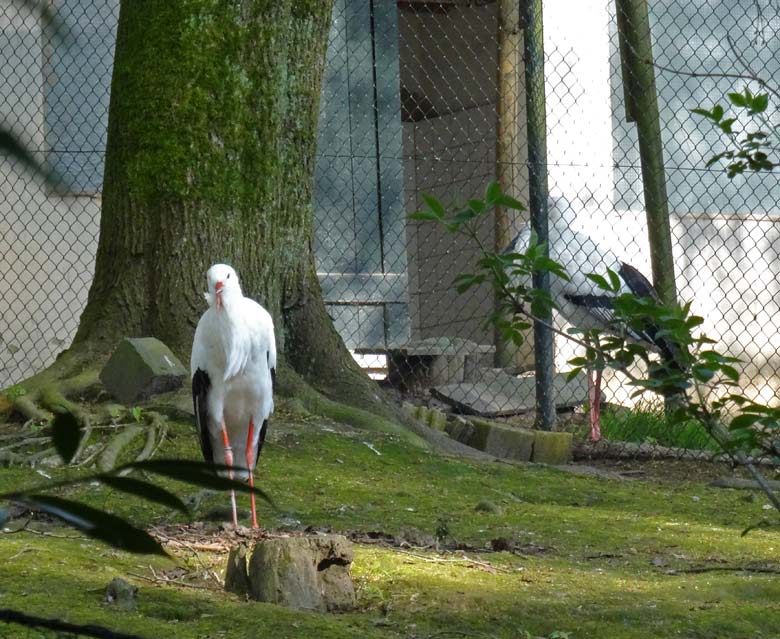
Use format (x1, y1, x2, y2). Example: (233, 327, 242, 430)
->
(393, 337, 494, 356)
(318, 273, 408, 303)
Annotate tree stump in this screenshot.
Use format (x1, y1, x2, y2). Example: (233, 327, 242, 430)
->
(225, 534, 356, 612)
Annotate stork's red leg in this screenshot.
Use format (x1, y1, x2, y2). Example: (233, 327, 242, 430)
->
(592, 369, 603, 442)
(587, 369, 602, 442)
(220, 420, 239, 528)
(246, 418, 259, 529)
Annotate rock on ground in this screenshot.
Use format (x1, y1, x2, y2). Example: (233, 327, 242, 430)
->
(225, 534, 356, 612)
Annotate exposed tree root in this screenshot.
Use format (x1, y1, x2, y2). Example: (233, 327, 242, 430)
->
(97, 426, 144, 472)
(4, 339, 490, 463)
(11, 395, 51, 423)
(277, 365, 495, 461)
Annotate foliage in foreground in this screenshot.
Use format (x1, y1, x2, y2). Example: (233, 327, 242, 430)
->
(2, 416, 780, 639)
(411, 182, 780, 521)
(0, 414, 272, 556)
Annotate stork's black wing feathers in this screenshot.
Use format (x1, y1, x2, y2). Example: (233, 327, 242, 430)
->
(564, 262, 679, 364)
(618, 262, 661, 301)
(192, 368, 214, 464)
(563, 293, 614, 309)
(253, 419, 269, 468)
(268, 350, 276, 388)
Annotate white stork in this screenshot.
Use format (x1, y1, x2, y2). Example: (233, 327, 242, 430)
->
(508, 198, 679, 441)
(191, 263, 276, 528)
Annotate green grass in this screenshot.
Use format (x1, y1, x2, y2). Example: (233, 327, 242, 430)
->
(600, 403, 718, 451)
(1, 406, 780, 638)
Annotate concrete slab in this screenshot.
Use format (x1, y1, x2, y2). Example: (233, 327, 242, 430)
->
(432, 370, 588, 417)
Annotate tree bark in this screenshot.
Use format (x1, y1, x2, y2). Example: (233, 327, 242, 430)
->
(70, 0, 364, 391)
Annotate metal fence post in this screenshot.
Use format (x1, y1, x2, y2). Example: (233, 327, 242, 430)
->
(522, 0, 556, 431)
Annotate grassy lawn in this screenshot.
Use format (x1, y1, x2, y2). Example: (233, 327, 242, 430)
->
(1, 402, 779, 638)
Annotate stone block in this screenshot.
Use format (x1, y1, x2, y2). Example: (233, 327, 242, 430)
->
(532, 430, 573, 465)
(445, 416, 534, 461)
(100, 337, 188, 404)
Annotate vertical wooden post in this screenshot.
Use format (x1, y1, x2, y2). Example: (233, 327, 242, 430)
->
(616, 0, 677, 304)
(494, 0, 532, 369)
(522, 0, 556, 431)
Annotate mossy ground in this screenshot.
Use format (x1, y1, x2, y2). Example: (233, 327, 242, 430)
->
(2, 401, 780, 638)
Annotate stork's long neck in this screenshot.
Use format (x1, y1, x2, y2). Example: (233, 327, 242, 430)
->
(215, 293, 251, 381)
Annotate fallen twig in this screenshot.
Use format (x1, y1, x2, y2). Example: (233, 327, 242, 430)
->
(8, 546, 35, 560)
(127, 570, 214, 590)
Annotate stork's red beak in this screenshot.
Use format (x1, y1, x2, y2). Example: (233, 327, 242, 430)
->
(215, 281, 224, 310)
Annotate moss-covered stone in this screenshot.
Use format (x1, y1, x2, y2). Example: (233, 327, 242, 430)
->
(100, 338, 188, 404)
(532, 430, 573, 465)
(445, 417, 534, 461)
(224, 544, 251, 597)
(245, 534, 356, 612)
(426, 407, 448, 431)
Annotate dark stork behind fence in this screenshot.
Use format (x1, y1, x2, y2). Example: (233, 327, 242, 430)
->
(507, 198, 681, 441)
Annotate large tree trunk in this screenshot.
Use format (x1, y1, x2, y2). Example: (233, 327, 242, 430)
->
(1, 0, 489, 460)
(70, 0, 365, 395)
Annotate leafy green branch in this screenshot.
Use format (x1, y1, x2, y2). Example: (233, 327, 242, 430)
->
(1, 413, 273, 555)
(692, 87, 777, 177)
(411, 182, 780, 521)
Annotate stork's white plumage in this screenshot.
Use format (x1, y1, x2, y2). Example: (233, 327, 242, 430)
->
(509, 198, 676, 441)
(191, 263, 276, 528)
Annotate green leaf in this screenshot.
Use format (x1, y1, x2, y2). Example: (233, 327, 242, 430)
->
(607, 268, 621, 292)
(750, 93, 769, 114)
(718, 118, 736, 134)
(131, 407, 143, 423)
(453, 272, 485, 293)
(730, 413, 759, 431)
(421, 193, 446, 218)
(51, 413, 81, 465)
(467, 199, 486, 214)
(122, 459, 275, 507)
(497, 193, 526, 211)
(12, 494, 166, 555)
(485, 181, 502, 205)
(409, 210, 442, 222)
(712, 104, 724, 120)
(691, 107, 715, 120)
(727, 93, 746, 107)
(719, 364, 739, 382)
(450, 208, 478, 226)
(99, 476, 189, 514)
(586, 273, 611, 291)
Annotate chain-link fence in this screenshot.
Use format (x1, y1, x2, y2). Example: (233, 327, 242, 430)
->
(2, 0, 780, 462)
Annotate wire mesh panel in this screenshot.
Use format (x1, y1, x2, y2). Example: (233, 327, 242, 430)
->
(0, 1, 111, 388)
(2, 1, 780, 459)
